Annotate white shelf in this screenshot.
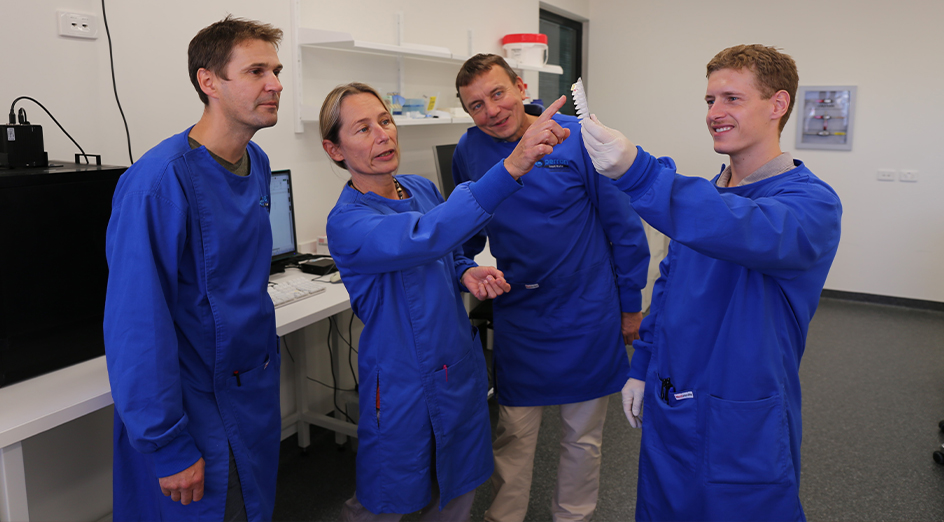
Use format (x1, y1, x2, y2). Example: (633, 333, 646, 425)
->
(394, 115, 474, 126)
(289, 3, 563, 133)
(298, 29, 565, 75)
(450, 53, 564, 75)
(448, 114, 474, 124)
(296, 107, 473, 127)
(508, 59, 563, 75)
(298, 28, 456, 63)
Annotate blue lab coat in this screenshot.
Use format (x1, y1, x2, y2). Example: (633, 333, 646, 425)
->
(452, 114, 650, 406)
(327, 167, 521, 514)
(614, 148, 842, 521)
(104, 128, 280, 521)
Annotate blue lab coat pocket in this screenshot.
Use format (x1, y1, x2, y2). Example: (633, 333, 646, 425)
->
(702, 481, 800, 522)
(428, 348, 488, 446)
(227, 353, 282, 456)
(645, 387, 698, 474)
(426, 348, 493, 502)
(221, 351, 281, 520)
(706, 394, 788, 484)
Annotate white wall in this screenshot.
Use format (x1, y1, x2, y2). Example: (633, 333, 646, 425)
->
(0, 0, 581, 520)
(588, 0, 944, 303)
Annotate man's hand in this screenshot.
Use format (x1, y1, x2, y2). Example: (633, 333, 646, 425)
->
(581, 114, 637, 180)
(621, 311, 643, 345)
(159, 458, 205, 505)
(462, 266, 512, 300)
(504, 95, 570, 179)
(621, 378, 645, 428)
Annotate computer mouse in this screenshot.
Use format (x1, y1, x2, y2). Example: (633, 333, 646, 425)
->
(329, 272, 342, 284)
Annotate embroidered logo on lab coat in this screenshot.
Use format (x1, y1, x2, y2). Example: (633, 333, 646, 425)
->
(534, 159, 568, 169)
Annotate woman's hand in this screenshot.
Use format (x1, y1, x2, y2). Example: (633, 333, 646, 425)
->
(462, 266, 511, 300)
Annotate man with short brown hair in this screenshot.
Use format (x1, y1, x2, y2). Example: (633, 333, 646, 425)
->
(104, 16, 284, 521)
(453, 54, 650, 522)
(584, 44, 842, 521)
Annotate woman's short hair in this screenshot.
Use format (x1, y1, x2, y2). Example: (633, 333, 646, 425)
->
(319, 82, 391, 170)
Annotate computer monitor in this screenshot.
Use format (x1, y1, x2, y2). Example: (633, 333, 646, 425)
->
(269, 169, 299, 264)
(433, 143, 457, 199)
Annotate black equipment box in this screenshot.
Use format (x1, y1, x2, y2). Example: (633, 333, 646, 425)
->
(0, 161, 125, 387)
(0, 124, 49, 168)
(299, 257, 336, 276)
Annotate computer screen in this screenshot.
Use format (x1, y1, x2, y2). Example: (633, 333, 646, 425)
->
(433, 143, 457, 199)
(269, 169, 298, 263)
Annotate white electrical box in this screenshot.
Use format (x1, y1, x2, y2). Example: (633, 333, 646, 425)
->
(57, 10, 99, 39)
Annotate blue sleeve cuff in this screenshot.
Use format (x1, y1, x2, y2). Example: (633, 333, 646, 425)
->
(628, 343, 651, 381)
(614, 146, 656, 200)
(150, 430, 203, 479)
(455, 258, 478, 291)
(619, 289, 643, 314)
(467, 160, 523, 214)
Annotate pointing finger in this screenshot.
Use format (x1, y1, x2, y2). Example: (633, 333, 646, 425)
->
(533, 95, 567, 126)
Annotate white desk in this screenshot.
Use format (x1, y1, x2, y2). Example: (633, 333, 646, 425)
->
(0, 275, 352, 522)
(0, 358, 112, 522)
(274, 273, 351, 337)
(270, 270, 356, 447)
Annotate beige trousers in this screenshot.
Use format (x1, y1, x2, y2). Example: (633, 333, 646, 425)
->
(484, 396, 609, 522)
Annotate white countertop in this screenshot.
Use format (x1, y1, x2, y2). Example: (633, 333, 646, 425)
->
(0, 273, 351, 449)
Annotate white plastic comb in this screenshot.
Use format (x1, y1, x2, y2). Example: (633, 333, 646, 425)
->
(571, 77, 590, 121)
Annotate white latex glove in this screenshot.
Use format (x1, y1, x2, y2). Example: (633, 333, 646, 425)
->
(621, 377, 645, 428)
(581, 114, 637, 180)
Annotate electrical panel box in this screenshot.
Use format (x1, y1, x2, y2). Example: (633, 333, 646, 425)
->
(796, 86, 856, 151)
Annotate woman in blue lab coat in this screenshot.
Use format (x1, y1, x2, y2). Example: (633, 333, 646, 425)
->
(320, 83, 568, 520)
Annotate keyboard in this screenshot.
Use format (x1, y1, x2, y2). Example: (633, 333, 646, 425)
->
(268, 275, 327, 308)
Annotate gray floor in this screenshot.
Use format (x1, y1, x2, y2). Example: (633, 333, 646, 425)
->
(273, 297, 944, 521)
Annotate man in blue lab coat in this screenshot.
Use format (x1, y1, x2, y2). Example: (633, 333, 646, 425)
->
(453, 54, 650, 522)
(104, 16, 284, 521)
(582, 44, 842, 521)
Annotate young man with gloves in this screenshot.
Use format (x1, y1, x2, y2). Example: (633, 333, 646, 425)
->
(453, 54, 650, 522)
(582, 44, 842, 521)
